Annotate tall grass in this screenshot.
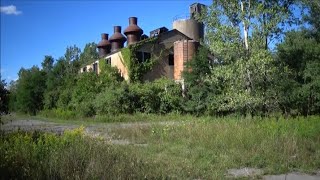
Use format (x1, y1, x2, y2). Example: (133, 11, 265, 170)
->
(109, 116, 320, 178)
(1, 116, 320, 179)
(0, 127, 161, 179)
(38, 109, 197, 123)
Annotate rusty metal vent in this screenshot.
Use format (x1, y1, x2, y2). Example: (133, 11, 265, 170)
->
(109, 26, 127, 52)
(124, 17, 143, 45)
(97, 33, 111, 47)
(124, 17, 143, 34)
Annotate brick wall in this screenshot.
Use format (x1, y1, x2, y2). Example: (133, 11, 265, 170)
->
(174, 40, 199, 80)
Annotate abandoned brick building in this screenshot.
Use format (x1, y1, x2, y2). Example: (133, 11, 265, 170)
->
(80, 3, 206, 82)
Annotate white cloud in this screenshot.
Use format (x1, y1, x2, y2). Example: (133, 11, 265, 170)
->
(1, 5, 22, 15)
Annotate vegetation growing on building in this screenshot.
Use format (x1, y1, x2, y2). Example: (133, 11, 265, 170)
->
(1, 1, 320, 179)
(121, 37, 160, 82)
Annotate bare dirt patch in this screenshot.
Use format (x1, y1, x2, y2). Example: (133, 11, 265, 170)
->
(226, 168, 320, 179)
(0, 119, 158, 145)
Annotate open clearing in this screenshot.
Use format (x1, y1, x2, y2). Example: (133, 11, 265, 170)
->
(1, 118, 175, 145)
(1, 115, 320, 179)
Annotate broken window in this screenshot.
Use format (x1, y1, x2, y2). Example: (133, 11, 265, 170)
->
(106, 57, 111, 65)
(136, 52, 151, 63)
(93, 63, 98, 74)
(143, 52, 151, 61)
(136, 52, 143, 62)
(168, 54, 174, 66)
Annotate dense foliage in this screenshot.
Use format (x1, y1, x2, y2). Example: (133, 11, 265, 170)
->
(121, 37, 160, 82)
(0, 80, 10, 115)
(0, 127, 157, 179)
(3, 0, 320, 117)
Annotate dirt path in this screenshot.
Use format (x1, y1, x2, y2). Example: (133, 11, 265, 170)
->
(1, 119, 78, 135)
(0, 119, 175, 145)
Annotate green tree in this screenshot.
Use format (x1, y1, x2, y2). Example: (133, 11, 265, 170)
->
(79, 42, 99, 66)
(70, 72, 99, 117)
(199, 0, 296, 115)
(44, 45, 81, 110)
(182, 46, 214, 115)
(277, 30, 320, 115)
(41, 55, 54, 74)
(8, 80, 17, 112)
(15, 67, 46, 115)
(0, 80, 10, 115)
(274, 0, 320, 116)
(183, 46, 211, 86)
(43, 57, 67, 109)
(64, 45, 81, 76)
(302, 0, 320, 38)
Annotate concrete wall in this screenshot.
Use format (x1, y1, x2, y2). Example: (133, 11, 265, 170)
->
(173, 19, 204, 42)
(79, 52, 129, 80)
(108, 52, 129, 80)
(80, 60, 100, 74)
(143, 52, 174, 81)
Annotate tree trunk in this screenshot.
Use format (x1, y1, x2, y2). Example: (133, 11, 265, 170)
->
(241, 1, 249, 52)
(241, 0, 252, 93)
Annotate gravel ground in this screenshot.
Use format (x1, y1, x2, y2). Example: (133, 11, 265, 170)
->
(0, 119, 152, 145)
(0, 119, 179, 145)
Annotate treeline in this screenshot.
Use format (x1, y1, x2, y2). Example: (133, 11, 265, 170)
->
(5, 43, 185, 118)
(3, 0, 320, 118)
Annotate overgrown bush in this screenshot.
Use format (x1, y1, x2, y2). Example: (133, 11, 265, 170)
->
(93, 78, 182, 116)
(77, 101, 96, 117)
(39, 108, 77, 120)
(94, 84, 129, 115)
(0, 127, 160, 179)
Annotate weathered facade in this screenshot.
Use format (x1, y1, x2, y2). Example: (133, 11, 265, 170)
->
(80, 3, 206, 82)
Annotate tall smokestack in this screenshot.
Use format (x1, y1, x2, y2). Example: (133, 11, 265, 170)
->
(109, 26, 127, 52)
(97, 33, 111, 58)
(190, 3, 206, 19)
(124, 17, 143, 45)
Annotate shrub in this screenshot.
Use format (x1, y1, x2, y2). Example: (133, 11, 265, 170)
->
(94, 79, 183, 115)
(94, 86, 124, 115)
(39, 108, 76, 120)
(77, 101, 96, 117)
(0, 128, 157, 179)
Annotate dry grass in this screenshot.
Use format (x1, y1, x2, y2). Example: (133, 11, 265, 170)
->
(1, 115, 319, 179)
(109, 116, 320, 178)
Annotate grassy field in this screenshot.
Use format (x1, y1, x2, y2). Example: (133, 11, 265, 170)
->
(1, 112, 199, 125)
(1, 115, 320, 179)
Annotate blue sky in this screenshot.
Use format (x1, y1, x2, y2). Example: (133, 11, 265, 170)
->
(1, 0, 211, 82)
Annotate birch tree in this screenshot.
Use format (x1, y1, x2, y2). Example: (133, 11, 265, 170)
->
(199, 0, 296, 115)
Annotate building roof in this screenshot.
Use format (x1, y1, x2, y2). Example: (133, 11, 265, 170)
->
(135, 29, 192, 52)
(91, 29, 192, 64)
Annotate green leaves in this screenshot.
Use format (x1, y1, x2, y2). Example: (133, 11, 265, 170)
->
(79, 42, 98, 66)
(276, 30, 320, 115)
(0, 80, 10, 115)
(193, 0, 298, 115)
(121, 38, 159, 83)
(15, 66, 46, 115)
